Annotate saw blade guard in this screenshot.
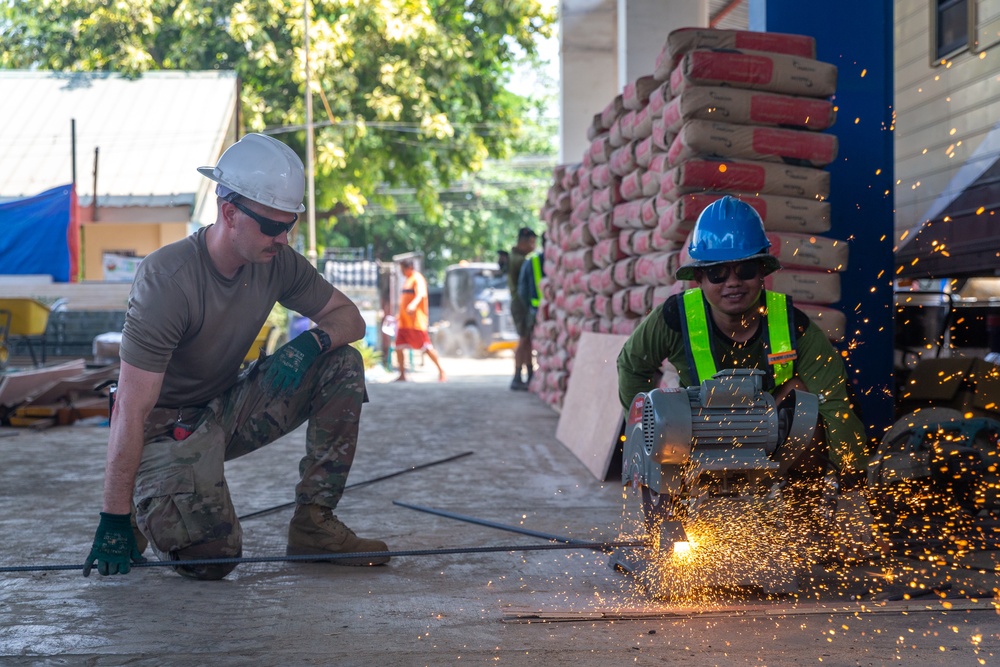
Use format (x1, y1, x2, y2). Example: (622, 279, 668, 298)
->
(623, 369, 820, 495)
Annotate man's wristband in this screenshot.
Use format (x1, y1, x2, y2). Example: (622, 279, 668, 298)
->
(312, 328, 332, 353)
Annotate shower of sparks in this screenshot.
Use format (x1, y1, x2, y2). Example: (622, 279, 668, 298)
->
(608, 434, 1000, 610)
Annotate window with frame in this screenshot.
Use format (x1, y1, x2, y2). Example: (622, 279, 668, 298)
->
(935, 0, 969, 59)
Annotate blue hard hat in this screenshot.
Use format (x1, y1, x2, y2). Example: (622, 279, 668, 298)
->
(675, 196, 781, 281)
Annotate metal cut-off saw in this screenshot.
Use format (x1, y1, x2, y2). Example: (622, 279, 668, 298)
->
(610, 368, 826, 597)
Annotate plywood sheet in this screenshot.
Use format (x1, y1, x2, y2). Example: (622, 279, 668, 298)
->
(0, 359, 86, 408)
(556, 332, 629, 481)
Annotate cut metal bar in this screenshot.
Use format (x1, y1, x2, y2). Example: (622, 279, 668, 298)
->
(393, 500, 633, 551)
(500, 598, 997, 623)
(240, 451, 474, 520)
(1, 540, 640, 574)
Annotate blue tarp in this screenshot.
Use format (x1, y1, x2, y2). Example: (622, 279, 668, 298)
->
(0, 185, 73, 282)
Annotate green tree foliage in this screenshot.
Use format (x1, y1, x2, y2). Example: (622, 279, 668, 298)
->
(0, 0, 555, 229)
(331, 92, 555, 279)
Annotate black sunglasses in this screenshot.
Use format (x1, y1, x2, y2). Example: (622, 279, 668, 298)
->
(702, 260, 761, 284)
(228, 198, 298, 237)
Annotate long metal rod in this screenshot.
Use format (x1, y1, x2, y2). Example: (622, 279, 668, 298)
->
(239, 451, 474, 520)
(0, 540, 641, 574)
(393, 500, 618, 548)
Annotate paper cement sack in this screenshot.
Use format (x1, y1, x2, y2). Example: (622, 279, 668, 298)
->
(655, 28, 817, 78)
(561, 248, 595, 272)
(628, 285, 654, 316)
(657, 193, 831, 241)
(799, 304, 847, 342)
(661, 86, 836, 133)
(634, 252, 678, 286)
(612, 318, 640, 335)
(635, 136, 657, 168)
(629, 229, 656, 256)
(611, 289, 631, 318)
(623, 75, 662, 110)
(667, 120, 838, 168)
(593, 237, 627, 268)
(641, 170, 661, 198)
(670, 49, 838, 99)
(612, 200, 646, 229)
(612, 258, 637, 289)
(766, 231, 848, 271)
(765, 269, 841, 305)
(587, 212, 616, 240)
(660, 158, 830, 201)
(620, 169, 646, 201)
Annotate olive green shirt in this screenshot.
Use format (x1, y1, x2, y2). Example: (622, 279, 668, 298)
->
(617, 293, 868, 472)
(120, 225, 334, 408)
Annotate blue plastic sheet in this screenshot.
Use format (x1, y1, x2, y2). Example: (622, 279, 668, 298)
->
(0, 185, 73, 282)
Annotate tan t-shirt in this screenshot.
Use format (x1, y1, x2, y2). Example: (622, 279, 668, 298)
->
(120, 226, 334, 407)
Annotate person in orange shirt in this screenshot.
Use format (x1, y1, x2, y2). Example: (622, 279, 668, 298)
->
(395, 259, 446, 382)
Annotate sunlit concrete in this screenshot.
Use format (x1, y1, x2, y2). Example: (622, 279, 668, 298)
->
(1, 356, 997, 665)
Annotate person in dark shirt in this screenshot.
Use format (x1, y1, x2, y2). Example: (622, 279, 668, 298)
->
(507, 227, 537, 390)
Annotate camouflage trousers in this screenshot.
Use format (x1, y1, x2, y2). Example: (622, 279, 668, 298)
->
(133, 345, 366, 563)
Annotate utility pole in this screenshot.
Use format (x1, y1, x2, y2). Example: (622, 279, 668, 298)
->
(304, 0, 318, 268)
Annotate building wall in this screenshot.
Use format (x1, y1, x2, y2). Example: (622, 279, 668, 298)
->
(559, 0, 710, 163)
(894, 0, 1000, 237)
(560, 0, 619, 164)
(81, 221, 189, 281)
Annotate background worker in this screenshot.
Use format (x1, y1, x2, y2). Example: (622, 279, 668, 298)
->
(84, 133, 389, 580)
(617, 196, 868, 487)
(394, 258, 446, 382)
(508, 227, 537, 391)
(517, 233, 545, 387)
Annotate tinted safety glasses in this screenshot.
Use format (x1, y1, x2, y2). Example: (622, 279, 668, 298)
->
(702, 260, 761, 284)
(228, 198, 298, 237)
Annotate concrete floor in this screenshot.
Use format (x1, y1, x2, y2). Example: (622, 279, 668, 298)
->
(1, 355, 999, 666)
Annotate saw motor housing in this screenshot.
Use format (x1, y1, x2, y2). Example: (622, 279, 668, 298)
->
(623, 369, 821, 500)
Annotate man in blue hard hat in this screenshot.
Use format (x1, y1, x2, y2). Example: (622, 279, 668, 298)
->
(617, 196, 868, 486)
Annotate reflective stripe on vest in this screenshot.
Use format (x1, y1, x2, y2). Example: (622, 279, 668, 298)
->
(680, 288, 795, 386)
(764, 290, 794, 386)
(530, 254, 543, 308)
(682, 289, 716, 386)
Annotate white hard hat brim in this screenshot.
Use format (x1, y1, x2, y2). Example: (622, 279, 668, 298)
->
(197, 165, 306, 214)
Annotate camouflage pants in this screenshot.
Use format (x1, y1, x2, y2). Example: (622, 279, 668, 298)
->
(133, 345, 366, 563)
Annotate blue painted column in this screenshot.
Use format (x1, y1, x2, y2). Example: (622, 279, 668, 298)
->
(749, 1, 896, 442)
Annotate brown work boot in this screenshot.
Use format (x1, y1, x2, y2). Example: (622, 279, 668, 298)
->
(286, 504, 390, 566)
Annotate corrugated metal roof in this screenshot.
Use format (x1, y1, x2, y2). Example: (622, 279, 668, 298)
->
(0, 71, 238, 212)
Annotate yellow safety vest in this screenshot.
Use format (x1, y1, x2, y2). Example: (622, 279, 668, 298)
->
(529, 254, 543, 308)
(680, 288, 796, 387)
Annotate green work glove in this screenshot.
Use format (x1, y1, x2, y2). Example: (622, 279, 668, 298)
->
(83, 512, 146, 577)
(263, 331, 322, 396)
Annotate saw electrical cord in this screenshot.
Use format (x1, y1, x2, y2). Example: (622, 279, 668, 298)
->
(0, 541, 646, 574)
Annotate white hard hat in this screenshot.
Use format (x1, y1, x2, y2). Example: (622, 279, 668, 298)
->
(197, 133, 306, 213)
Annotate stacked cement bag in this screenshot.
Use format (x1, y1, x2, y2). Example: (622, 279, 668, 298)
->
(532, 164, 575, 407)
(660, 28, 847, 342)
(529, 27, 847, 407)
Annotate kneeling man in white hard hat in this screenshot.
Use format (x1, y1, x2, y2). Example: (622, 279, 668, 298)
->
(85, 133, 389, 580)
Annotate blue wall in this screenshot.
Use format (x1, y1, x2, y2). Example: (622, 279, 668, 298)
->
(750, 0, 896, 441)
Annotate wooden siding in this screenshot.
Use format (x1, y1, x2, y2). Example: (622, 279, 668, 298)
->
(894, 0, 1000, 237)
